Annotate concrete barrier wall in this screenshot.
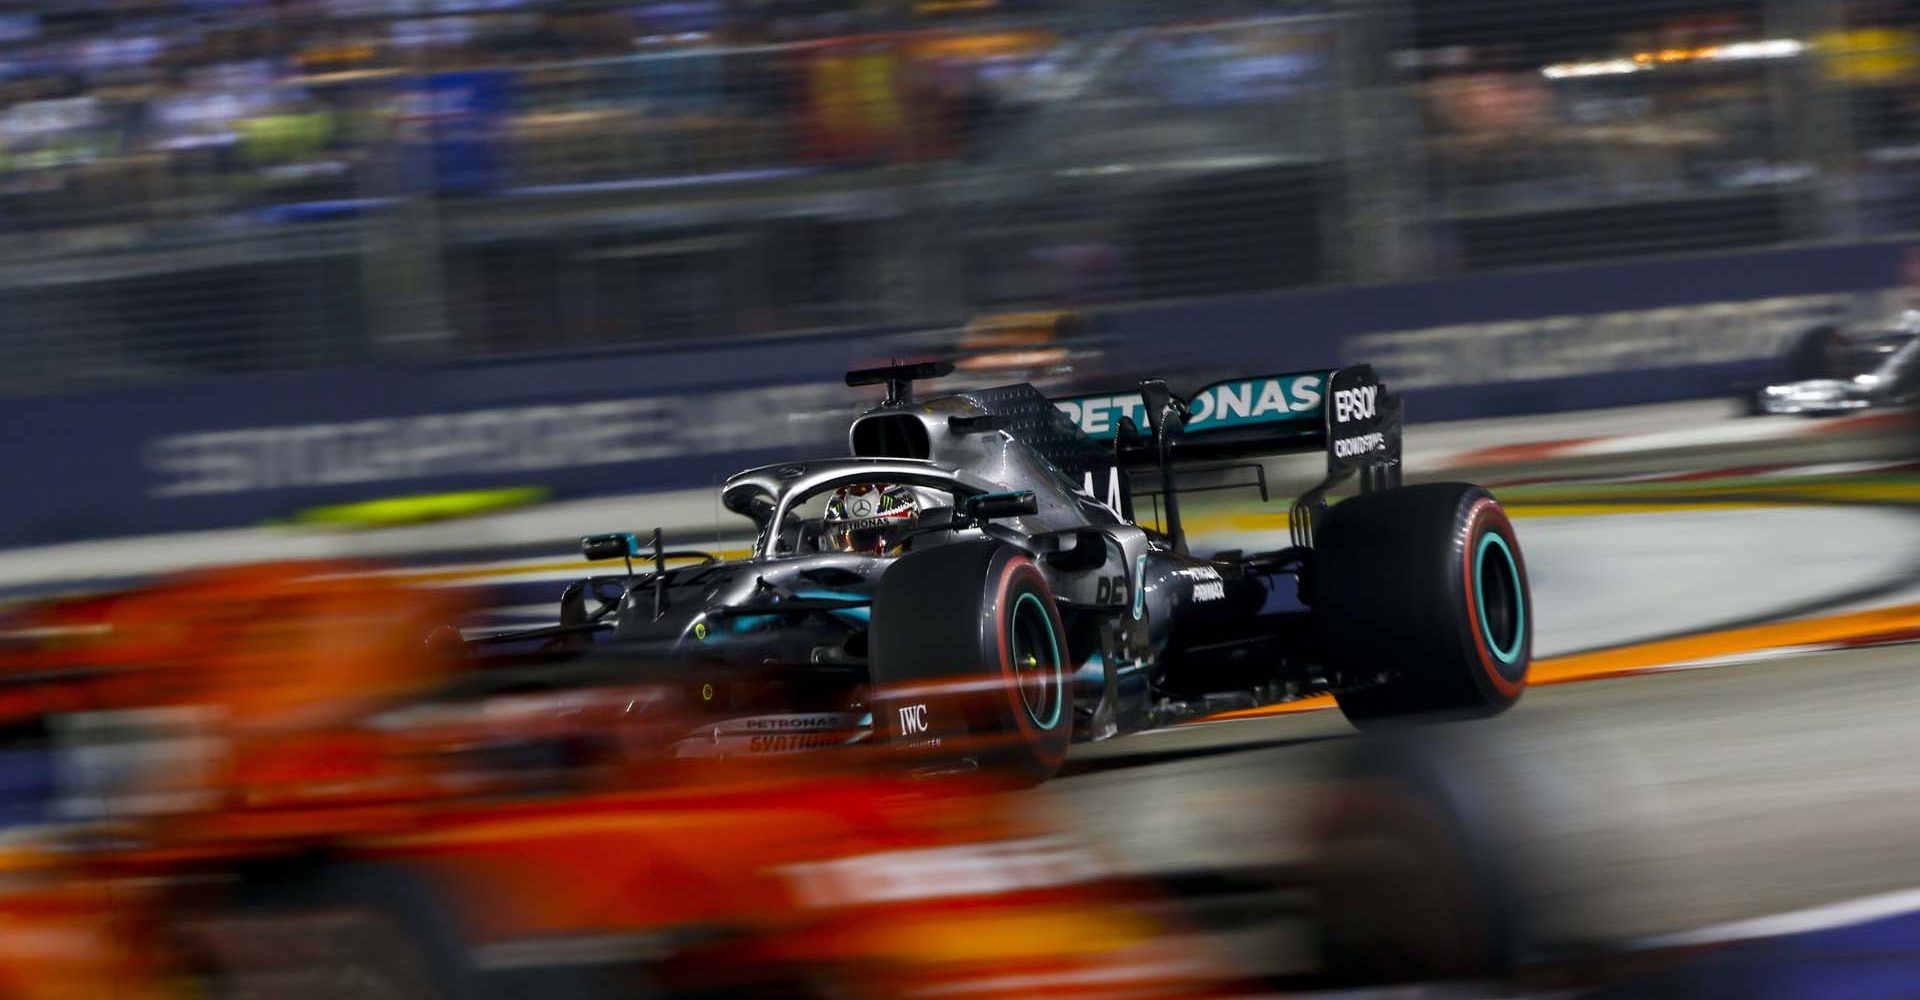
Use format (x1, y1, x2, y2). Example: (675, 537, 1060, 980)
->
(2, 240, 1910, 548)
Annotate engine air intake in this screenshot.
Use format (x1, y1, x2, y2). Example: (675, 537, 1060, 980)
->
(850, 414, 931, 459)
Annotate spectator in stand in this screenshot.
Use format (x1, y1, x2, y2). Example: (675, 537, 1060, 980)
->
(1421, 49, 1567, 213)
(1821, 0, 1920, 233)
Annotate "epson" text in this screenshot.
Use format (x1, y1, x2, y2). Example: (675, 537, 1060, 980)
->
(1333, 385, 1378, 423)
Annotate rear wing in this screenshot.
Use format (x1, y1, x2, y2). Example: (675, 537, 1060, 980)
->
(1050, 366, 1403, 550)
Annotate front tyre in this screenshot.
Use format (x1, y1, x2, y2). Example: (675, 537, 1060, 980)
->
(1311, 483, 1531, 726)
(869, 540, 1072, 784)
(1310, 731, 1530, 986)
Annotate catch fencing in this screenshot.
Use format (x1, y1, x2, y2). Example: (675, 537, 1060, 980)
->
(1, 0, 1917, 391)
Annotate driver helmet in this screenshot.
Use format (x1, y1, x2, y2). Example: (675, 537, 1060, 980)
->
(823, 483, 921, 553)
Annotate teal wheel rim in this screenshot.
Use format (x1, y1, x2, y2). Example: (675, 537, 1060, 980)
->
(1009, 591, 1065, 731)
(1474, 532, 1525, 667)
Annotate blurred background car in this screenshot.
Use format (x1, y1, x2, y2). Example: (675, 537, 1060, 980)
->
(1751, 319, 1919, 414)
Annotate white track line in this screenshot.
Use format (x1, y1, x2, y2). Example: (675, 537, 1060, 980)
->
(1624, 643, 1842, 674)
(1642, 885, 1920, 949)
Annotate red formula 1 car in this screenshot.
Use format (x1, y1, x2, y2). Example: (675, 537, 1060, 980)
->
(0, 562, 1244, 1000)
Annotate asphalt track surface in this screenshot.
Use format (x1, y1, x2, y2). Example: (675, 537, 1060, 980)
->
(1042, 642, 1920, 960)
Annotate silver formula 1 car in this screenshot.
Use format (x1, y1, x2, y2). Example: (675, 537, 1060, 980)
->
(474, 362, 1533, 782)
(1752, 325, 1919, 415)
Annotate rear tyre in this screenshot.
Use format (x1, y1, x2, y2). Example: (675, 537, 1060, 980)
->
(869, 540, 1072, 784)
(1311, 483, 1530, 727)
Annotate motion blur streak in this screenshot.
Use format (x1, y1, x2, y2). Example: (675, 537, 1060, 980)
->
(0, 0, 1915, 997)
(0, 563, 1247, 1000)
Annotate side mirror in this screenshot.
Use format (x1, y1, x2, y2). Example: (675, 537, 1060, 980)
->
(964, 490, 1038, 522)
(582, 533, 639, 561)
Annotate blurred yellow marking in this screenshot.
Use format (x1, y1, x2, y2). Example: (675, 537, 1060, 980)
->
(860, 906, 1159, 962)
(1504, 501, 1792, 518)
(1532, 601, 1920, 685)
(1181, 512, 1294, 533)
(390, 548, 754, 586)
(1198, 694, 1335, 721)
(287, 487, 549, 528)
(1510, 480, 1920, 507)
